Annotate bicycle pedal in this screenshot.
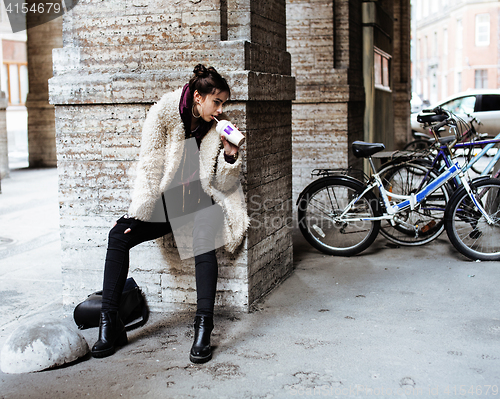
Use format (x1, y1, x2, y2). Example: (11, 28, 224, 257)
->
(420, 220, 436, 233)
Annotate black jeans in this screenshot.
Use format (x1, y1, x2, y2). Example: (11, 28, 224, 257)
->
(101, 208, 221, 317)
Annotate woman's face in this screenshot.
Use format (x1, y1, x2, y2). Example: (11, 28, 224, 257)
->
(193, 89, 230, 123)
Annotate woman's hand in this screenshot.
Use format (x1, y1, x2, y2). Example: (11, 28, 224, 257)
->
(114, 214, 135, 234)
(221, 135, 239, 156)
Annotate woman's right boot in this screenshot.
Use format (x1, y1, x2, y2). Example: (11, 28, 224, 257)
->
(91, 311, 128, 358)
(189, 315, 214, 363)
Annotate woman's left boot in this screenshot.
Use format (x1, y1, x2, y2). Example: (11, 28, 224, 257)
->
(189, 315, 214, 363)
(91, 311, 128, 358)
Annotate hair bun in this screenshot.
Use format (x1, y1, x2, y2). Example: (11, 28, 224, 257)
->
(193, 64, 208, 78)
(188, 63, 230, 97)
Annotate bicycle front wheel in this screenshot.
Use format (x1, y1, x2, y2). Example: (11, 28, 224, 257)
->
(403, 139, 432, 151)
(297, 177, 380, 256)
(445, 178, 500, 261)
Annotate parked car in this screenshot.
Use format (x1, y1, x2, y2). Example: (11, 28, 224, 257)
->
(410, 89, 500, 136)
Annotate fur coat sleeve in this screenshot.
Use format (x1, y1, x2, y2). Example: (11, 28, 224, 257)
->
(128, 88, 249, 253)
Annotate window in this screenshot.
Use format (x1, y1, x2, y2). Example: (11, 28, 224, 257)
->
(374, 47, 391, 90)
(442, 95, 476, 114)
(456, 19, 463, 49)
(475, 69, 488, 89)
(2, 39, 28, 106)
(423, 0, 429, 17)
(480, 95, 500, 112)
(431, 0, 439, 13)
(2, 62, 28, 105)
(433, 31, 438, 57)
(475, 13, 490, 46)
(456, 72, 462, 93)
(442, 74, 448, 99)
(443, 28, 448, 55)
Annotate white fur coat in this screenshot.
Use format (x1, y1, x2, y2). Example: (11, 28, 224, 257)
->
(128, 88, 249, 253)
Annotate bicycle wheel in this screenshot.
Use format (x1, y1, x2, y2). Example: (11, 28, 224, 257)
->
(403, 139, 432, 151)
(378, 162, 450, 246)
(445, 178, 500, 261)
(297, 177, 380, 256)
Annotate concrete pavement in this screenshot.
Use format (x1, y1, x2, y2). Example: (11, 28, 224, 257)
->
(1, 167, 500, 398)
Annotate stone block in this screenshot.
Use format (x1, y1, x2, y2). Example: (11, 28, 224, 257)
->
(1, 319, 89, 374)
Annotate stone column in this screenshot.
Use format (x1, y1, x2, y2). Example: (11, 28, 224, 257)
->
(0, 91, 8, 181)
(392, 0, 411, 149)
(287, 0, 365, 201)
(49, 0, 295, 312)
(25, 1, 63, 167)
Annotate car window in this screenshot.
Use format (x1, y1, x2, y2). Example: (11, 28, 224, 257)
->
(441, 95, 476, 114)
(479, 95, 500, 112)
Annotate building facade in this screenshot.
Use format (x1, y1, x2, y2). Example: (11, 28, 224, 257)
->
(413, 0, 500, 105)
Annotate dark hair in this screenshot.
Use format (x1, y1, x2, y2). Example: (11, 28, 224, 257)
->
(188, 64, 231, 98)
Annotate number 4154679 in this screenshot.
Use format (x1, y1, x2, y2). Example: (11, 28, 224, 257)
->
(5, 2, 62, 14)
(444, 385, 498, 395)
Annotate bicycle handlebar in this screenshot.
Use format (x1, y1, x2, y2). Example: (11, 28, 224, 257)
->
(421, 106, 447, 115)
(432, 118, 454, 132)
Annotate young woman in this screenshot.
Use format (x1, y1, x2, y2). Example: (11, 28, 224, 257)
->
(91, 64, 249, 363)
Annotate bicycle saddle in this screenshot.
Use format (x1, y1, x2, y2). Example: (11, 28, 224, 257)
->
(352, 141, 385, 158)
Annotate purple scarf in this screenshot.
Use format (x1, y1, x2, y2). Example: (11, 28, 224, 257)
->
(179, 84, 213, 147)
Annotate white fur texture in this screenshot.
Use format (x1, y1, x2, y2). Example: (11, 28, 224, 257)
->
(128, 88, 249, 253)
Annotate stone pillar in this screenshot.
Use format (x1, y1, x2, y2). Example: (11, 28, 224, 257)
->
(0, 91, 8, 181)
(392, 0, 411, 149)
(287, 0, 365, 201)
(26, 1, 63, 167)
(49, 0, 295, 312)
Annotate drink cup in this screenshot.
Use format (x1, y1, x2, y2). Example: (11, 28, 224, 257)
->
(214, 118, 245, 147)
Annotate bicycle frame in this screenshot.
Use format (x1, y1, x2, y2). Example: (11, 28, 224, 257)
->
(452, 132, 500, 176)
(405, 133, 500, 194)
(338, 161, 494, 225)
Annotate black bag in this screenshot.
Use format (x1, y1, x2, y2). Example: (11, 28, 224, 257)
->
(73, 278, 149, 331)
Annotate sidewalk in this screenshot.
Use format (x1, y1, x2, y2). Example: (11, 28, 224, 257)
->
(1, 167, 500, 398)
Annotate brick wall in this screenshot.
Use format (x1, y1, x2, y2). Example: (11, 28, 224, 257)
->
(287, 0, 365, 202)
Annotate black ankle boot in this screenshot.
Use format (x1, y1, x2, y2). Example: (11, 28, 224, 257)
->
(189, 315, 214, 363)
(91, 311, 128, 358)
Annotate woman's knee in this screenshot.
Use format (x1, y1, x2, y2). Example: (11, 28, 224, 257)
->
(108, 219, 133, 248)
(192, 222, 219, 254)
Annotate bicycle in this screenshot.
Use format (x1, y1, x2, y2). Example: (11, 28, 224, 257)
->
(404, 112, 499, 175)
(297, 137, 500, 260)
(373, 108, 500, 246)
